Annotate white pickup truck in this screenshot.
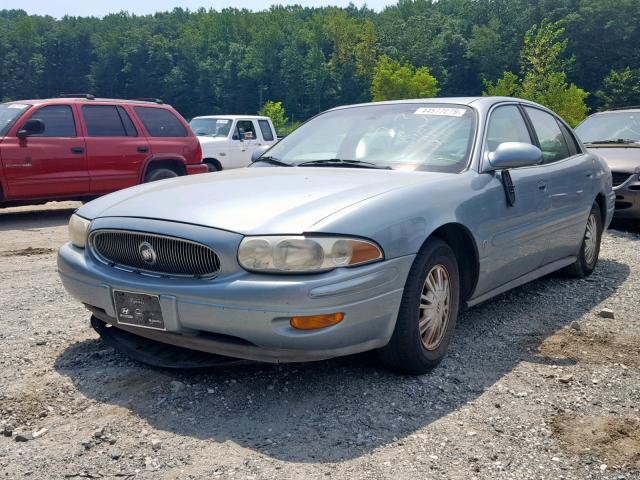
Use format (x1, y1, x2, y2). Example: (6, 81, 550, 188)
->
(189, 115, 278, 171)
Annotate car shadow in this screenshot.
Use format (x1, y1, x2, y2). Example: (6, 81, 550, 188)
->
(54, 259, 629, 463)
(0, 204, 78, 231)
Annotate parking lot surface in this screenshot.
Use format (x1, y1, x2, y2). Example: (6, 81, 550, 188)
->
(1, 202, 639, 479)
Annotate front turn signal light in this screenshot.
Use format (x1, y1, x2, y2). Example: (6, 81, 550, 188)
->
(290, 312, 345, 330)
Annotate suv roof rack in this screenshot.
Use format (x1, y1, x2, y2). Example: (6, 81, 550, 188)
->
(59, 93, 95, 100)
(132, 98, 164, 104)
(608, 105, 640, 111)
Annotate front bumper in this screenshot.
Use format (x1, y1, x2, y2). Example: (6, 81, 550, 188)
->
(58, 239, 414, 363)
(185, 163, 209, 175)
(613, 173, 640, 219)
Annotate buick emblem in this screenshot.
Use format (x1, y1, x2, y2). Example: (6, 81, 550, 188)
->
(138, 242, 157, 266)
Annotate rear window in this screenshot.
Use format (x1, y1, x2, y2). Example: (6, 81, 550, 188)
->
(258, 119, 274, 141)
(83, 105, 138, 137)
(134, 107, 187, 137)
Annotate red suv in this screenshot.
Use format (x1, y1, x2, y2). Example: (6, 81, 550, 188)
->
(0, 95, 207, 207)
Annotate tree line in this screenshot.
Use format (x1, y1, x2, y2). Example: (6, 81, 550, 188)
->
(1, 0, 639, 127)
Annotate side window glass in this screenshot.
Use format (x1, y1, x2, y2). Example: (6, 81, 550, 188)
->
(117, 106, 138, 137)
(236, 120, 256, 140)
(485, 105, 531, 153)
(134, 107, 187, 137)
(558, 121, 579, 156)
(83, 105, 126, 136)
(258, 119, 274, 141)
(28, 105, 76, 137)
(524, 107, 570, 163)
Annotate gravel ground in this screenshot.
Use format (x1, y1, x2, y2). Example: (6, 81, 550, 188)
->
(0, 202, 639, 480)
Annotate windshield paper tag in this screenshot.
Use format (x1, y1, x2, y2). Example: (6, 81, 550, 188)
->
(8, 104, 28, 109)
(414, 107, 466, 117)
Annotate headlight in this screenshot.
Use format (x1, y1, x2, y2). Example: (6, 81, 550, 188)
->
(238, 236, 384, 273)
(68, 214, 91, 248)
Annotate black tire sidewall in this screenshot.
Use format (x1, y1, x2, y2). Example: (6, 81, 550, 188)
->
(144, 168, 178, 183)
(204, 161, 220, 172)
(380, 238, 460, 374)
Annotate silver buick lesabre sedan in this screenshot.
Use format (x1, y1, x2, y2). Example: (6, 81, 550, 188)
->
(58, 97, 615, 374)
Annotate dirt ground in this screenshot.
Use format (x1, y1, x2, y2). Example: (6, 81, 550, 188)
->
(0, 201, 639, 479)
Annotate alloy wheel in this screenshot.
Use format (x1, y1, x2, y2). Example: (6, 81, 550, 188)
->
(584, 213, 598, 266)
(418, 264, 451, 350)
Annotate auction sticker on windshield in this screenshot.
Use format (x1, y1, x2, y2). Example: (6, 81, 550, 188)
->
(8, 104, 29, 109)
(414, 107, 467, 117)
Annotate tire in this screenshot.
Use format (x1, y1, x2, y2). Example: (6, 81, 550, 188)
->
(144, 168, 179, 183)
(204, 160, 221, 172)
(561, 202, 603, 278)
(378, 237, 460, 375)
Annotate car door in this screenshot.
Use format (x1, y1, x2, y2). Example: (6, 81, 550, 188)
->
(2, 104, 88, 199)
(80, 104, 150, 194)
(522, 106, 593, 262)
(228, 119, 258, 168)
(473, 104, 552, 296)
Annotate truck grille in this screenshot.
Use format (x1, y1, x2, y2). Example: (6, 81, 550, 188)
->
(90, 230, 221, 279)
(611, 172, 632, 188)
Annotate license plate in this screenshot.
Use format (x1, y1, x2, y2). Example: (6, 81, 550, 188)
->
(113, 290, 165, 330)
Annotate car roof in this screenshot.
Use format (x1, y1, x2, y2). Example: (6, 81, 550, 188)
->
(592, 108, 640, 115)
(191, 115, 271, 120)
(3, 98, 170, 107)
(326, 96, 547, 112)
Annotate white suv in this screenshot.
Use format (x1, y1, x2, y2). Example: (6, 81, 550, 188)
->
(189, 115, 278, 171)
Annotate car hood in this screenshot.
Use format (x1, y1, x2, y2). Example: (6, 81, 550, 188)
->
(79, 167, 445, 235)
(586, 146, 640, 173)
(196, 136, 227, 144)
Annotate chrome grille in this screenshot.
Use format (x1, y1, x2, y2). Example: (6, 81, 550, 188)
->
(90, 230, 220, 278)
(611, 172, 632, 188)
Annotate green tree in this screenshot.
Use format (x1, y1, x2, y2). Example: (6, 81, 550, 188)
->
(484, 21, 588, 126)
(371, 55, 439, 101)
(258, 100, 288, 133)
(595, 68, 640, 110)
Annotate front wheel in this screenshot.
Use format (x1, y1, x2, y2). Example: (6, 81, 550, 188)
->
(378, 238, 460, 375)
(561, 203, 603, 278)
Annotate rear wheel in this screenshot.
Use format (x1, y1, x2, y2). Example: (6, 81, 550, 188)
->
(378, 238, 460, 374)
(144, 168, 179, 183)
(204, 160, 221, 172)
(561, 202, 603, 278)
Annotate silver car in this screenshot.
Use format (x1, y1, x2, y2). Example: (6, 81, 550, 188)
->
(58, 97, 614, 374)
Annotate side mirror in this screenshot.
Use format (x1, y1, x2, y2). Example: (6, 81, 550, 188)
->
(251, 145, 270, 162)
(17, 119, 45, 138)
(243, 131, 254, 141)
(487, 142, 542, 170)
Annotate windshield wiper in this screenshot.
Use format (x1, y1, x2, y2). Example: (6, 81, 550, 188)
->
(252, 156, 293, 167)
(584, 139, 639, 145)
(297, 159, 392, 169)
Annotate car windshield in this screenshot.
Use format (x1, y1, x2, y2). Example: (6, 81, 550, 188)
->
(0, 103, 31, 137)
(189, 118, 232, 137)
(263, 103, 476, 173)
(575, 112, 640, 144)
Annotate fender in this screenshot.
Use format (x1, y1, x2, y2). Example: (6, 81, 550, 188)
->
(138, 153, 188, 183)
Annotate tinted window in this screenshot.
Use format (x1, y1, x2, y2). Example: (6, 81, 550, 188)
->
(558, 122, 579, 156)
(118, 107, 138, 136)
(258, 119, 274, 141)
(485, 105, 531, 152)
(525, 107, 570, 163)
(134, 107, 187, 137)
(29, 105, 76, 137)
(83, 105, 137, 137)
(234, 120, 256, 140)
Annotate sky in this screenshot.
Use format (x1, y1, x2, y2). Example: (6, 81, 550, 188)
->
(2, 0, 395, 18)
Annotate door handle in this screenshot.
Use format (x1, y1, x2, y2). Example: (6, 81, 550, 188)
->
(71, 147, 84, 154)
(538, 181, 548, 191)
(137, 146, 149, 153)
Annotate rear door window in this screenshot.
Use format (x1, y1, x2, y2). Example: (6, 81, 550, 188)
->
(258, 119, 274, 141)
(28, 105, 76, 137)
(485, 105, 532, 153)
(134, 107, 187, 137)
(83, 105, 137, 137)
(524, 107, 570, 163)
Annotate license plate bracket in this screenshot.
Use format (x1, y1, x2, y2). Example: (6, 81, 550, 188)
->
(113, 290, 165, 330)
